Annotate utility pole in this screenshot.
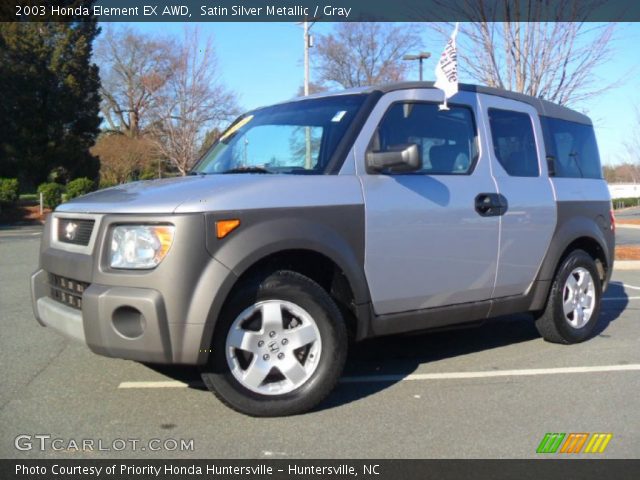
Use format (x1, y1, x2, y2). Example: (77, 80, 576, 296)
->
(403, 52, 431, 81)
(303, 20, 310, 96)
(300, 19, 316, 168)
(302, 20, 315, 96)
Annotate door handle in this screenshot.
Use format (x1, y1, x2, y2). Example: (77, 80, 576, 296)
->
(475, 193, 508, 217)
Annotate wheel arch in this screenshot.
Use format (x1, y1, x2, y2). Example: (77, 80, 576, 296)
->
(197, 211, 371, 363)
(538, 218, 611, 284)
(530, 215, 612, 312)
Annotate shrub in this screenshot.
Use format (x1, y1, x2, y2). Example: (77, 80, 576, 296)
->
(612, 197, 640, 210)
(98, 179, 118, 189)
(66, 177, 95, 200)
(0, 178, 19, 205)
(19, 193, 38, 202)
(138, 170, 157, 181)
(37, 182, 65, 209)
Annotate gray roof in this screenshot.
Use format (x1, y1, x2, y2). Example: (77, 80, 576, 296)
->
(301, 81, 592, 126)
(374, 82, 592, 125)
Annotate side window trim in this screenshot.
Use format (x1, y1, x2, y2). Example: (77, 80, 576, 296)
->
(366, 100, 481, 176)
(539, 116, 557, 177)
(487, 107, 541, 178)
(540, 114, 603, 180)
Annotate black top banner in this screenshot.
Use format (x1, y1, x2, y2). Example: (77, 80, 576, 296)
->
(2, 0, 639, 22)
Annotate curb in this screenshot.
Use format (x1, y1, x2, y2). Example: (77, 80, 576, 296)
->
(617, 224, 640, 230)
(0, 220, 45, 229)
(614, 260, 640, 271)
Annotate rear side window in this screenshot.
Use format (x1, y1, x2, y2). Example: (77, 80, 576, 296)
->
(488, 109, 539, 177)
(371, 102, 478, 175)
(541, 116, 602, 179)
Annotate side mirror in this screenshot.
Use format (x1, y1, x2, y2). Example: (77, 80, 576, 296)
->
(366, 143, 422, 173)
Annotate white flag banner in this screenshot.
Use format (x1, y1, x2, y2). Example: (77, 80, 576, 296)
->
(434, 22, 459, 110)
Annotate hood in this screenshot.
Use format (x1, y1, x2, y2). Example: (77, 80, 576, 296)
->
(55, 174, 363, 214)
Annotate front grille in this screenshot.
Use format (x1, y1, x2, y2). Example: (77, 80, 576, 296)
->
(57, 218, 95, 246)
(49, 274, 89, 310)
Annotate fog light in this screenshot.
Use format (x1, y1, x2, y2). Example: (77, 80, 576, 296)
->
(112, 306, 145, 339)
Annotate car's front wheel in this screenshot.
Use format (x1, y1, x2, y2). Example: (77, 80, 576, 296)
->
(201, 270, 347, 417)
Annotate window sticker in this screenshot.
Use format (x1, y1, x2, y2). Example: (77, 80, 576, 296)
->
(220, 115, 254, 142)
(331, 110, 347, 122)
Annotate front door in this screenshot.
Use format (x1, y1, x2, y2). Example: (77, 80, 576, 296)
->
(354, 90, 501, 315)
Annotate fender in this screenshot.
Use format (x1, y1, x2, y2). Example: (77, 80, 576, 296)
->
(538, 203, 613, 282)
(194, 205, 369, 361)
(206, 205, 368, 303)
(530, 200, 614, 311)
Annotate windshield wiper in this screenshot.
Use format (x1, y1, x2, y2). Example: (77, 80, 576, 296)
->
(221, 166, 273, 174)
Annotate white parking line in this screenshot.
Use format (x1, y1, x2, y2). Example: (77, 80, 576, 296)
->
(118, 287, 640, 390)
(119, 380, 192, 389)
(118, 364, 640, 389)
(340, 364, 640, 383)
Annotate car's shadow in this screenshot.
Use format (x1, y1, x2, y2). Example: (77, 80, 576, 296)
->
(323, 314, 541, 411)
(595, 281, 629, 336)
(142, 285, 628, 413)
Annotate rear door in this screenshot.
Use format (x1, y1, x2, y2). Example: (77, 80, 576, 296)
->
(355, 89, 501, 315)
(477, 95, 557, 297)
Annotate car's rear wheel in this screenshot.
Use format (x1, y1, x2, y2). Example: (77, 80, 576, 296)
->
(201, 270, 347, 417)
(534, 249, 602, 344)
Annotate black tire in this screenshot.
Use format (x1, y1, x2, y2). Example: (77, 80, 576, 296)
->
(201, 270, 348, 417)
(534, 249, 602, 344)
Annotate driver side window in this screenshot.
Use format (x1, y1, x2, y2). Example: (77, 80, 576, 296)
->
(370, 102, 478, 175)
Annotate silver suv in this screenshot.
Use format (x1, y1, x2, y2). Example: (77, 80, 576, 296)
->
(31, 83, 615, 416)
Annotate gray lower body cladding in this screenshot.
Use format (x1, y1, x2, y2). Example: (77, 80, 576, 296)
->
(31, 205, 367, 365)
(197, 204, 367, 355)
(32, 212, 231, 364)
(537, 200, 614, 288)
(31, 199, 613, 362)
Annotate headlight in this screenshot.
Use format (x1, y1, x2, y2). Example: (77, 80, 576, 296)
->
(110, 225, 175, 269)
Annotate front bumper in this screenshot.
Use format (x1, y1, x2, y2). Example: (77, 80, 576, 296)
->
(32, 269, 206, 363)
(31, 212, 236, 365)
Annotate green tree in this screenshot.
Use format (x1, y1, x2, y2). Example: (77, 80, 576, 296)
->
(0, 6, 101, 190)
(197, 128, 222, 160)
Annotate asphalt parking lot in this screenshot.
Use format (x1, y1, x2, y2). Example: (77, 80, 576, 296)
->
(1, 227, 639, 459)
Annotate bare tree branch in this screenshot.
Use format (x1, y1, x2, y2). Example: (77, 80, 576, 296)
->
(429, 0, 619, 106)
(149, 27, 239, 176)
(96, 26, 179, 137)
(314, 23, 423, 88)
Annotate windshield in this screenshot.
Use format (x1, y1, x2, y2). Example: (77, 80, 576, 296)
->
(193, 94, 367, 174)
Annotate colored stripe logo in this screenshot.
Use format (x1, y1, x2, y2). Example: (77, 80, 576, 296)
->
(584, 433, 613, 453)
(537, 433, 565, 453)
(537, 433, 612, 454)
